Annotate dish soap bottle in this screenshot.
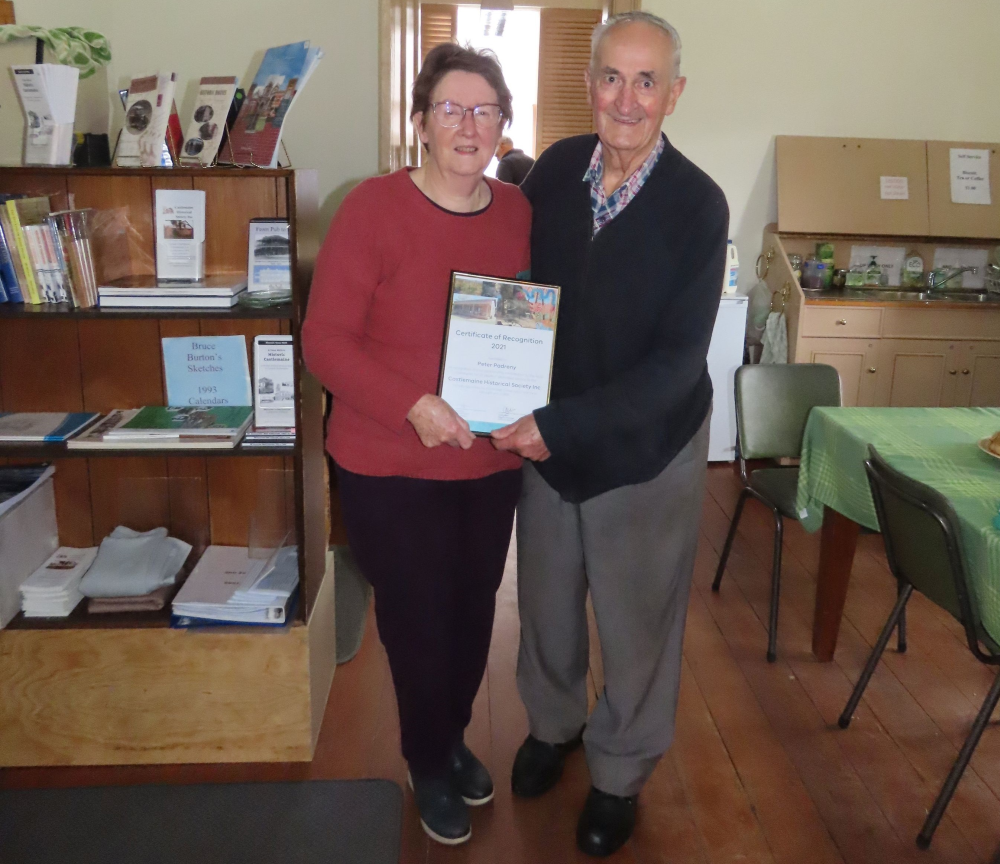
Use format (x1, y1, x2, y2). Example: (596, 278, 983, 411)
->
(864, 255, 883, 287)
(900, 250, 925, 288)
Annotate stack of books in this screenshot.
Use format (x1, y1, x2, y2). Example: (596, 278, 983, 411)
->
(172, 545, 298, 626)
(98, 275, 247, 309)
(68, 406, 254, 450)
(0, 412, 102, 443)
(20, 547, 96, 618)
(242, 427, 296, 449)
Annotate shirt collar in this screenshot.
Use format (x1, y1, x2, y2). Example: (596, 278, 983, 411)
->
(582, 133, 665, 193)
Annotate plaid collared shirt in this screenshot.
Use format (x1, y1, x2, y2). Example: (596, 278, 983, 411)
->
(583, 133, 665, 235)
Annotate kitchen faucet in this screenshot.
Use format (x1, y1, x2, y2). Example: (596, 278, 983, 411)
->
(927, 266, 979, 291)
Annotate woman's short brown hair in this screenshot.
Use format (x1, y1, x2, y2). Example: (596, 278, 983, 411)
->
(411, 43, 513, 128)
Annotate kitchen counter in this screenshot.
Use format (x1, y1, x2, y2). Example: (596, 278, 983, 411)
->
(803, 288, 1000, 307)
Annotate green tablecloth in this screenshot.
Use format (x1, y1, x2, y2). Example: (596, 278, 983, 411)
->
(795, 407, 1000, 640)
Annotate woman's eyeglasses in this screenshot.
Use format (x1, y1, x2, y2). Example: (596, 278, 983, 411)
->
(429, 101, 504, 129)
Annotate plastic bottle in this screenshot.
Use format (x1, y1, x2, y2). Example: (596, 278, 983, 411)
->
(900, 250, 925, 288)
(723, 240, 739, 294)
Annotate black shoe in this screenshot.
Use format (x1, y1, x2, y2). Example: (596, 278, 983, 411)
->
(407, 770, 472, 846)
(576, 786, 637, 858)
(449, 742, 494, 806)
(510, 729, 584, 798)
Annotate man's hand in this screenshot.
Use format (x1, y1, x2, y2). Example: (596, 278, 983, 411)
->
(491, 414, 550, 461)
(407, 394, 475, 449)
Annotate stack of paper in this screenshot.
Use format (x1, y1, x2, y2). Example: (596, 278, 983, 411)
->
(79, 526, 191, 598)
(20, 547, 96, 617)
(98, 275, 246, 308)
(173, 545, 298, 625)
(11, 64, 80, 165)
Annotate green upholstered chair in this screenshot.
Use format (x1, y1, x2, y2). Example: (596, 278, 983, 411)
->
(838, 446, 1000, 850)
(712, 363, 842, 662)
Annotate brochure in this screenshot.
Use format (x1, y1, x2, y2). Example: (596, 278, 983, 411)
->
(116, 72, 177, 168)
(253, 335, 295, 428)
(247, 219, 291, 293)
(154, 189, 205, 281)
(180, 76, 239, 166)
(11, 64, 79, 165)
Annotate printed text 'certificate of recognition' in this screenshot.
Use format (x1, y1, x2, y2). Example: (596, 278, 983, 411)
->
(439, 271, 560, 434)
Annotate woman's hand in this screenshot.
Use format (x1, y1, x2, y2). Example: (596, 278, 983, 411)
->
(407, 394, 476, 450)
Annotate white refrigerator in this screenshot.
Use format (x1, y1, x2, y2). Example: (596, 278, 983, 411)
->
(706, 295, 748, 461)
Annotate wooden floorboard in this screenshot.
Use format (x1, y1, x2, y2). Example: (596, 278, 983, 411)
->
(3, 464, 1000, 863)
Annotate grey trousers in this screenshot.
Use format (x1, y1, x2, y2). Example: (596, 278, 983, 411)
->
(515, 413, 710, 797)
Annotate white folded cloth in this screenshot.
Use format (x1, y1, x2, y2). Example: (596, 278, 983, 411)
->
(79, 526, 191, 598)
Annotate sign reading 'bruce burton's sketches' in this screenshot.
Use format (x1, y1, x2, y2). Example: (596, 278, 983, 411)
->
(162, 336, 253, 407)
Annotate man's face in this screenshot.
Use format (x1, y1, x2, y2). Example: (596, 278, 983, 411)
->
(585, 22, 686, 157)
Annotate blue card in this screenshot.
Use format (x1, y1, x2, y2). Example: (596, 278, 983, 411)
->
(162, 336, 253, 407)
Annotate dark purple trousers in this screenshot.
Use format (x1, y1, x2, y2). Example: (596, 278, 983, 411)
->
(335, 465, 521, 775)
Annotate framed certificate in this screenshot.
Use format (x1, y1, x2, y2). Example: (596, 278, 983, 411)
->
(438, 271, 561, 434)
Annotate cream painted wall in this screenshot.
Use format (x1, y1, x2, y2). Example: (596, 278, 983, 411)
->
(18, 0, 379, 226)
(641, 0, 1000, 292)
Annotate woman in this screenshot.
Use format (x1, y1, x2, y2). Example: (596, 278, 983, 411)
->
(301, 45, 529, 846)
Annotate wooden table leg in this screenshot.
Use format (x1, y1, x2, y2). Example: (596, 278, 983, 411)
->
(812, 507, 861, 662)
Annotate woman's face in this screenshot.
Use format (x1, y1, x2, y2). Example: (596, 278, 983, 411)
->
(416, 70, 504, 180)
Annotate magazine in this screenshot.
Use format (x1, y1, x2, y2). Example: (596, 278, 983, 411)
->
(179, 76, 239, 167)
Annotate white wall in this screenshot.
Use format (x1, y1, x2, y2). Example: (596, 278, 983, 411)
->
(641, 0, 1000, 292)
(18, 0, 379, 227)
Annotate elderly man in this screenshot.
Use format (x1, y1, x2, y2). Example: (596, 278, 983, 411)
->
(495, 135, 535, 185)
(491, 11, 728, 858)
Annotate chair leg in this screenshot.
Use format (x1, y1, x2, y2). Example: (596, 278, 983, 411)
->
(896, 581, 908, 654)
(917, 668, 1000, 849)
(713, 488, 749, 592)
(767, 513, 783, 663)
(838, 584, 914, 729)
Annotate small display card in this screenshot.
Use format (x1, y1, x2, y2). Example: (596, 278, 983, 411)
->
(247, 219, 291, 293)
(253, 336, 295, 428)
(162, 335, 253, 407)
(438, 271, 560, 434)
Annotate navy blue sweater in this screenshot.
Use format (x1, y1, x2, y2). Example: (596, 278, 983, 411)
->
(522, 133, 729, 502)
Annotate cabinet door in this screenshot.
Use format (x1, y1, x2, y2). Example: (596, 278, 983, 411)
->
(874, 339, 961, 407)
(799, 338, 879, 407)
(954, 342, 1000, 407)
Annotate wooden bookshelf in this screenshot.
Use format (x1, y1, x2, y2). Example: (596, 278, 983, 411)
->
(0, 165, 338, 767)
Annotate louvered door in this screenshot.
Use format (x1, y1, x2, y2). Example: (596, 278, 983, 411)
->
(535, 8, 602, 154)
(421, 3, 457, 61)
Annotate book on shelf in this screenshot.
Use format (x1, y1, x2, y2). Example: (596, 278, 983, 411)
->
(67, 407, 253, 450)
(172, 544, 298, 626)
(0, 412, 101, 443)
(162, 335, 253, 408)
(0, 210, 24, 302)
(98, 275, 247, 308)
(0, 196, 28, 303)
(20, 546, 96, 618)
(3, 196, 51, 304)
(10, 64, 79, 166)
(154, 189, 206, 281)
(116, 72, 178, 168)
(220, 41, 323, 168)
(180, 76, 239, 167)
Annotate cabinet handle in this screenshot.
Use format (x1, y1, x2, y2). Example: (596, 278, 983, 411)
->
(867, 367, 877, 374)
(962, 369, 970, 375)
(949, 369, 958, 375)
(836, 319, 848, 325)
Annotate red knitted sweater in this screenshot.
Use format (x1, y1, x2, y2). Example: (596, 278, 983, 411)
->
(302, 169, 530, 480)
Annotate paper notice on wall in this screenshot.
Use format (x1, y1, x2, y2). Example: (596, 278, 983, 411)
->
(950, 148, 991, 205)
(849, 246, 906, 287)
(879, 176, 909, 200)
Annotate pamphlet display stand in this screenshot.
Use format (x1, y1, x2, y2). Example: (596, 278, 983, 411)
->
(0, 165, 338, 767)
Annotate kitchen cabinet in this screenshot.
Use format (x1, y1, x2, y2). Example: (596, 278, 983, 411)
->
(797, 337, 879, 407)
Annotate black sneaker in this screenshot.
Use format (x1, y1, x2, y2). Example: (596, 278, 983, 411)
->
(576, 786, 637, 858)
(449, 742, 494, 806)
(510, 728, 584, 798)
(407, 770, 472, 846)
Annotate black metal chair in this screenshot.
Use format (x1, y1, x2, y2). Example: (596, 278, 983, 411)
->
(838, 446, 1000, 849)
(712, 363, 841, 661)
